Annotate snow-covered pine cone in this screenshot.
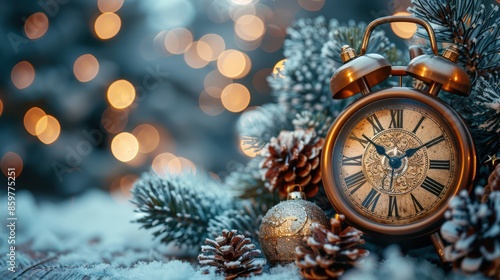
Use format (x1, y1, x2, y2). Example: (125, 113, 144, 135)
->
(198, 229, 266, 280)
(295, 214, 369, 280)
(260, 128, 323, 198)
(440, 188, 500, 278)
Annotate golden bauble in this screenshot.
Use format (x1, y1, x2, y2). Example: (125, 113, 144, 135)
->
(259, 191, 329, 264)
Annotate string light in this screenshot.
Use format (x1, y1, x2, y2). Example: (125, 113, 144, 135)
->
(107, 79, 136, 109)
(1, 152, 23, 178)
(272, 59, 287, 78)
(24, 12, 49, 40)
(94, 12, 121, 39)
(199, 89, 225, 116)
(101, 107, 128, 134)
(204, 70, 232, 98)
(24, 107, 46, 136)
(111, 132, 139, 162)
(164, 27, 193, 54)
(73, 54, 99, 82)
(132, 124, 160, 153)
(235, 15, 266, 41)
(298, 0, 325, 11)
(97, 0, 124, 13)
(36, 115, 61, 144)
(221, 83, 251, 113)
(11, 61, 35, 89)
(217, 49, 251, 79)
(391, 12, 417, 39)
(199, 34, 225, 61)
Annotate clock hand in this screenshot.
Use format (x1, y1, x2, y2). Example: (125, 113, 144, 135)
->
(400, 136, 443, 159)
(389, 167, 395, 192)
(362, 134, 391, 159)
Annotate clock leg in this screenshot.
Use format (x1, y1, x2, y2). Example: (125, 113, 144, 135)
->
(430, 232, 447, 263)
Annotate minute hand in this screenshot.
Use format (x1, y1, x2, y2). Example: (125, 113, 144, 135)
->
(401, 135, 445, 158)
(362, 134, 391, 159)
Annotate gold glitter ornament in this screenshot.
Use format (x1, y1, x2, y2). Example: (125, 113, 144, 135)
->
(259, 186, 329, 264)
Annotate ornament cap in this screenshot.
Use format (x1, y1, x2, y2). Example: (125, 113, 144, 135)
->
(286, 185, 306, 200)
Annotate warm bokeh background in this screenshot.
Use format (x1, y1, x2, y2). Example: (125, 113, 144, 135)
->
(2, 0, 492, 200)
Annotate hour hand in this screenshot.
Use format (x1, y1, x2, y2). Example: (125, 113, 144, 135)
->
(362, 134, 390, 159)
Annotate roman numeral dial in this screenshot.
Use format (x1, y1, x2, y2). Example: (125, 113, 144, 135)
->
(338, 105, 456, 225)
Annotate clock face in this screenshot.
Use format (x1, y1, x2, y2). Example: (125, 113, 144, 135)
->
(331, 98, 460, 227)
(322, 88, 476, 238)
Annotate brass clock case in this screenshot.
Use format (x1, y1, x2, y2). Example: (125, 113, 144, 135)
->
(321, 87, 476, 239)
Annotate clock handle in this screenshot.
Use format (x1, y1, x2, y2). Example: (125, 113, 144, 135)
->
(359, 16, 438, 56)
(429, 232, 447, 263)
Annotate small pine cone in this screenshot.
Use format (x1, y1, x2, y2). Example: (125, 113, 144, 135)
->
(440, 188, 500, 278)
(260, 128, 323, 198)
(295, 214, 369, 280)
(198, 229, 266, 280)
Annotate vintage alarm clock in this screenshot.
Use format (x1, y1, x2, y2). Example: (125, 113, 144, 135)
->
(321, 16, 476, 259)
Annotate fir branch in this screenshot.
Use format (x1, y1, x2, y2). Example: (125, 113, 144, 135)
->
(410, 0, 500, 84)
(131, 172, 233, 248)
(292, 110, 333, 138)
(224, 157, 280, 206)
(237, 104, 292, 152)
(464, 74, 500, 161)
(207, 201, 270, 246)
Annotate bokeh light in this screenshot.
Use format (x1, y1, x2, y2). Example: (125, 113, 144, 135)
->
(132, 124, 160, 154)
(298, 0, 325, 11)
(204, 70, 233, 98)
(164, 27, 193, 54)
(24, 12, 49, 40)
(272, 59, 287, 78)
(184, 41, 210, 68)
(235, 15, 266, 41)
(94, 12, 121, 40)
(152, 152, 176, 177)
(1, 152, 23, 178)
(0, 99, 3, 116)
(217, 50, 251, 79)
(98, 0, 124, 13)
(101, 107, 128, 134)
(11, 61, 35, 89)
(221, 83, 251, 113)
(199, 89, 225, 116)
(252, 68, 272, 94)
(199, 34, 225, 61)
(36, 115, 61, 144)
(240, 138, 259, 157)
(24, 107, 46, 136)
(261, 24, 285, 52)
(73, 54, 99, 82)
(391, 12, 417, 39)
(111, 132, 139, 162)
(107, 79, 136, 109)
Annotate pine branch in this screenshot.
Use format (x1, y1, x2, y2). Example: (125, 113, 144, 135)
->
(237, 104, 292, 152)
(410, 0, 500, 85)
(292, 110, 333, 138)
(207, 201, 270, 246)
(131, 172, 233, 248)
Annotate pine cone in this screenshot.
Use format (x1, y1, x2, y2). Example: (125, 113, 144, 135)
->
(198, 229, 266, 280)
(295, 214, 369, 280)
(260, 128, 323, 198)
(440, 188, 500, 278)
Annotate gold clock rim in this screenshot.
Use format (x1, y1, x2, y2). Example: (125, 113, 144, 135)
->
(321, 87, 476, 239)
